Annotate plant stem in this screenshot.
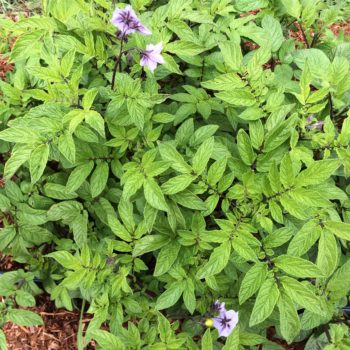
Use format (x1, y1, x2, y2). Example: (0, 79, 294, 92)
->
(77, 299, 86, 350)
(329, 93, 334, 119)
(111, 35, 125, 90)
(299, 23, 310, 48)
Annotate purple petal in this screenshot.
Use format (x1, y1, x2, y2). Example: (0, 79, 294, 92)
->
(214, 300, 226, 313)
(213, 317, 222, 331)
(212, 310, 239, 338)
(153, 54, 165, 64)
(124, 5, 137, 18)
(111, 5, 151, 36)
(140, 56, 148, 67)
(146, 59, 158, 72)
(153, 42, 163, 54)
(140, 42, 164, 73)
(226, 310, 239, 328)
(220, 324, 234, 337)
(137, 24, 152, 35)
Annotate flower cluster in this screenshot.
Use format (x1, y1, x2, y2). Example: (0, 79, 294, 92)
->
(111, 5, 164, 73)
(206, 300, 239, 337)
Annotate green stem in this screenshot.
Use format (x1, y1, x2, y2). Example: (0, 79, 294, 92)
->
(111, 35, 125, 90)
(77, 299, 86, 350)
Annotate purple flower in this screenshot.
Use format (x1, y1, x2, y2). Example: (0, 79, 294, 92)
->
(306, 115, 314, 124)
(213, 300, 226, 313)
(213, 309, 239, 337)
(140, 42, 165, 73)
(111, 5, 151, 36)
(306, 115, 324, 131)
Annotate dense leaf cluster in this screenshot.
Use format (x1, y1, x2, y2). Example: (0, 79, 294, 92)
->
(1, 0, 350, 349)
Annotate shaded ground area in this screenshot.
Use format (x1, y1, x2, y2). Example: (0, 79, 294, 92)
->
(3, 295, 95, 350)
(0, 254, 93, 349)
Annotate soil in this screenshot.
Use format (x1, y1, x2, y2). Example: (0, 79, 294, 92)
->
(2, 294, 96, 350)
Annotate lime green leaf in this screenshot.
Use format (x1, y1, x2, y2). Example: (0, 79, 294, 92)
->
(61, 48, 76, 77)
(108, 215, 132, 242)
(72, 211, 88, 247)
(327, 259, 350, 299)
(192, 137, 214, 175)
(0, 329, 7, 350)
(262, 15, 284, 52)
(249, 277, 279, 326)
(158, 142, 192, 174)
(183, 279, 196, 314)
(82, 88, 98, 111)
(171, 190, 207, 210)
(324, 221, 350, 241)
(278, 292, 301, 343)
(281, 276, 324, 315)
(15, 291, 36, 307)
(239, 263, 268, 304)
(207, 158, 227, 186)
(58, 132, 75, 163)
(0, 127, 41, 144)
(85, 111, 105, 138)
(4, 146, 33, 179)
(154, 241, 181, 276)
(281, 0, 301, 18)
(288, 221, 321, 256)
(7, 309, 43, 326)
(218, 41, 242, 71)
(201, 329, 213, 350)
(155, 281, 185, 310)
(66, 161, 94, 193)
(29, 144, 49, 184)
(274, 255, 324, 278)
(317, 231, 338, 277)
(27, 66, 62, 82)
(237, 129, 255, 166)
(144, 178, 168, 211)
(46, 251, 81, 269)
(222, 326, 240, 350)
(161, 174, 194, 194)
(239, 332, 266, 346)
(127, 99, 145, 130)
(166, 40, 205, 56)
(215, 90, 256, 107)
(133, 235, 171, 257)
(90, 162, 109, 198)
(201, 74, 245, 91)
(196, 241, 231, 279)
(89, 330, 124, 350)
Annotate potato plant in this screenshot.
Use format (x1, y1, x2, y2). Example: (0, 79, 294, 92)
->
(0, 0, 350, 349)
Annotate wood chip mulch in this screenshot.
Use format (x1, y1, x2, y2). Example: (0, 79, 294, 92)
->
(0, 54, 13, 80)
(2, 295, 96, 350)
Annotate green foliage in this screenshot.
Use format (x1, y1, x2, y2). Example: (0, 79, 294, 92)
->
(1, 0, 350, 348)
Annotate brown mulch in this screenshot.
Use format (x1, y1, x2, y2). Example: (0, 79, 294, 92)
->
(289, 20, 350, 47)
(330, 21, 350, 36)
(2, 295, 97, 350)
(267, 327, 307, 350)
(1, 255, 96, 349)
(0, 54, 13, 80)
